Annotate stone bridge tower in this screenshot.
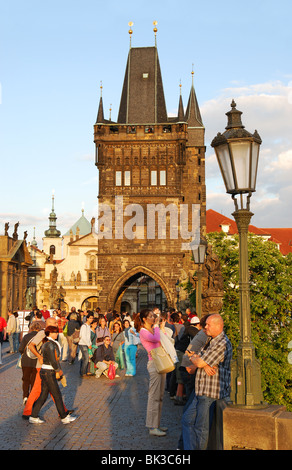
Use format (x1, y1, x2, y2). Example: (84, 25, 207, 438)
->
(94, 33, 206, 313)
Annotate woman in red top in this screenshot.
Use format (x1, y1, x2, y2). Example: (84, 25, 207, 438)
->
(0, 316, 7, 364)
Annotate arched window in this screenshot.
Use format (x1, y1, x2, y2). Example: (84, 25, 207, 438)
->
(90, 255, 96, 269)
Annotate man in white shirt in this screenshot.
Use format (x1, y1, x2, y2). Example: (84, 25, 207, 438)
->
(79, 312, 94, 377)
(7, 310, 17, 353)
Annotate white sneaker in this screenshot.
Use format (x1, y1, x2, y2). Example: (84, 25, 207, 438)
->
(149, 428, 166, 437)
(29, 416, 44, 424)
(61, 415, 77, 424)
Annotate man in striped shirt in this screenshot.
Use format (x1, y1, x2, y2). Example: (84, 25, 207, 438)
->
(181, 314, 232, 450)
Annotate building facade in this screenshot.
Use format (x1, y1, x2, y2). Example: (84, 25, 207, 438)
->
(27, 209, 101, 311)
(94, 43, 206, 312)
(0, 222, 32, 319)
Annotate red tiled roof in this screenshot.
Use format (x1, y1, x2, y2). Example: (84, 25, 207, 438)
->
(206, 209, 292, 255)
(262, 228, 292, 256)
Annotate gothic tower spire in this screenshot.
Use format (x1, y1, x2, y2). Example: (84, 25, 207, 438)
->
(185, 67, 203, 128)
(117, 45, 168, 124)
(96, 82, 105, 124)
(177, 81, 185, 122)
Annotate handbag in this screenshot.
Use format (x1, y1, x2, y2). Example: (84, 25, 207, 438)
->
(26, 336, 42, 360)
(108, 362, 116, 380)
(62, 322, 68, 337)
(150, 346, 175, 374)
(159, 330, 178, 364)
(72, 328, 80, 344)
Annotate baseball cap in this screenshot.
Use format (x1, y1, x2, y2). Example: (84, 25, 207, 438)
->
(190, 316, 200, 324)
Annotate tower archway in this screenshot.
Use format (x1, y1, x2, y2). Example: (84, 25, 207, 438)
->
(107, 265, 172, 312)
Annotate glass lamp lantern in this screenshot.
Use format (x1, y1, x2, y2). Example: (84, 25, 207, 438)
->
(191, 238, 207, 265)
(211, 100, 261, 197)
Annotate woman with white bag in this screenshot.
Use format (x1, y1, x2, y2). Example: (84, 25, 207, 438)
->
(135, 309, 170, 437)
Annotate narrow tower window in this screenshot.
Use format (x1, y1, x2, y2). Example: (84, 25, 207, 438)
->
(160, 170, 166, 186)
(151, 170, 157, 186)
(124, 170, 131, 186)
(115, 171, 122, 186)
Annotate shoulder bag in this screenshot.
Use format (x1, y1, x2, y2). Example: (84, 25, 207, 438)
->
(150, 346, 175, 374)
(72, 328, 80, 344)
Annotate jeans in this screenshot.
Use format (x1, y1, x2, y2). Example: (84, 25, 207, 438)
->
(8, 332, 17, 352)
(79, 345, 89, 376)
(179, 366, 196, 402)
(181, 392, 216, 450)
(31, 369, 67, 419)
(124, 344, 137, 375)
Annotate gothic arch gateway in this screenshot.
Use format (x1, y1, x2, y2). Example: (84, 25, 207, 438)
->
(107, 265, 172, 311)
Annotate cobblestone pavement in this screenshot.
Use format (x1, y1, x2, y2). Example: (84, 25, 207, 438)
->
(0, 341, 184, 452)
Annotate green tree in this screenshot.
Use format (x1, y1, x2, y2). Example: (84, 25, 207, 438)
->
(204, 232, 292, 410)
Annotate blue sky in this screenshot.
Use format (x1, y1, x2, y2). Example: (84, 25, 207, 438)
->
(0, 0, 292, 246)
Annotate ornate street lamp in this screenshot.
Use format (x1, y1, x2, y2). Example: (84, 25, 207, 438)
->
(190, 238, 207, 318)
(211, 100, 264, 407)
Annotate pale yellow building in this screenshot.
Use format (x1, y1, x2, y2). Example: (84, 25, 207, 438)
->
(27, 201, 100, 312)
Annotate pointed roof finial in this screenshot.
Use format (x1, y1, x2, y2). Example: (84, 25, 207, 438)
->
(52, 189, 55, 211)
(177, 83, 185, 122)
(153, 21, 158, 47)
(109, 103, 112, 121)
(225, 99, 244, 130)
(96, 83, 105, 123)
(191, 63, 194, 86)
(128, 21, 133, 48)
(179, 79, 182, 95)
(31, 226, 37, 246)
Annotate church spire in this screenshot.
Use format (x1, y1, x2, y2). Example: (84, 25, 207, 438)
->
(31, 226, 37, 247)
(185, 66, 203, 127)
(96, 82, 105, 124)
(44, 192, 61, 238)
(177, 81, 185, 122)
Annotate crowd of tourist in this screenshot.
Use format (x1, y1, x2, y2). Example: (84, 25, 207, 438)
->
(0, 303, 232, 449)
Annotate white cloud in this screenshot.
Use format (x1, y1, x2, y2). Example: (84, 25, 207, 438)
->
(203, 80, 292, 228)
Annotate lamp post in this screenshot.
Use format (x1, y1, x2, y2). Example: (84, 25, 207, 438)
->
(211, 100, 264, 407)
(190, 238, 207, 318)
